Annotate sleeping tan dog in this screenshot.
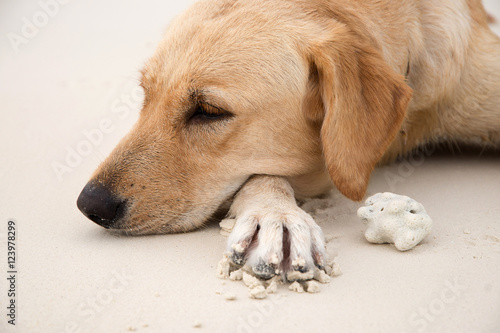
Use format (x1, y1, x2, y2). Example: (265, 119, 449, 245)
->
(77, 0, 500, 277)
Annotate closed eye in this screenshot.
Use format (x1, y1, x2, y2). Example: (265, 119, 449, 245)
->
(189, 102, 231, 124)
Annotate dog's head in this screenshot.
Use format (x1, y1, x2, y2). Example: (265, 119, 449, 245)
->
(77, 0, 412, 234)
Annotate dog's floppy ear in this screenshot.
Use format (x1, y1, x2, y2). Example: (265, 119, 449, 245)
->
(309, 24, 412, 201)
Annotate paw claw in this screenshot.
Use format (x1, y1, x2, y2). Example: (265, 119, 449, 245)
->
(293, 267, 306, 273)
(252, 260, 277, 280)
(291, 257, 309, 272)
(313, 253, 325, 270)
(230, 251, 245, 266)
(229, 242, 247, 266)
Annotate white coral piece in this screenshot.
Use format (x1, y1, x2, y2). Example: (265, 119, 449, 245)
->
(357, 192, 432, 251)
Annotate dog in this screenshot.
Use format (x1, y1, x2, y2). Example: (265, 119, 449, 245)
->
(77, 0, 500, 278)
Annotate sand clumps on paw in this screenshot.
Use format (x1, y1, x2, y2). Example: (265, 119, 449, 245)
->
(217, 217, 341, 298)
(325, 260, 342, 277)
(285, 258, 341, 294)
(357, 192, 433, 251)
(313, 269, 331, 283)
(216, 253, 341, 298)
(286, 269, 314, 281)
(229, 269, 243, 281)
(243, 271, 280, 299)
(288, 281, 304, 293)
(216, 253, 232, 279)
(219, 218, 236, 236)
(242, 272, 261, 288)
(248, 285, 267, 299)
(305, 280, 321, 293)
(265, 276, 279, 294)
(288, 280, 320, 293)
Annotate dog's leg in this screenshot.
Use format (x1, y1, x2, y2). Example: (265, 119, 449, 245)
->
(226, 175, 326, 279)
(442, 28, 500, 147)
(384, 27, 500, 160)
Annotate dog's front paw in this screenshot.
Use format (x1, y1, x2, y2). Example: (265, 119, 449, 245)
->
(226, 207, 326, 280)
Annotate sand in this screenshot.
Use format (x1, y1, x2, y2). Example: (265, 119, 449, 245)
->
(1, 0, 500, 332)
(224, 293, 237, 301)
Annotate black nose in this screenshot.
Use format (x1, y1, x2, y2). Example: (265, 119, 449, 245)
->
(77, 181, 125, 229)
